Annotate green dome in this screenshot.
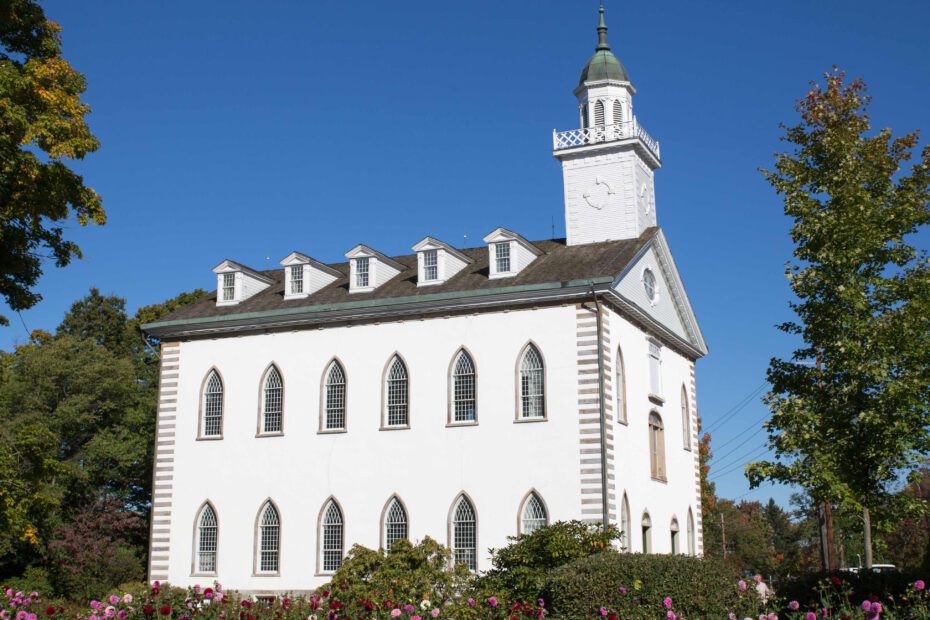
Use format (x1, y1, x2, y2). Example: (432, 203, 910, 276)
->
(577, 6, 630, 87)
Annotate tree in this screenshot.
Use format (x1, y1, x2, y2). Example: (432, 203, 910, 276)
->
(748, 69, 930, 567)
(0, 0, 103, 326)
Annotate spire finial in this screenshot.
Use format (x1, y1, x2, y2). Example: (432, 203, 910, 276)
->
(596, 3, 610, 51)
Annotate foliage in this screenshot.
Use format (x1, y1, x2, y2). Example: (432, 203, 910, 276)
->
(748, 68, 930, 561)
(542, 550, 742, 619)
(476, 520, 620, 603)
(0, 0, 104, 325)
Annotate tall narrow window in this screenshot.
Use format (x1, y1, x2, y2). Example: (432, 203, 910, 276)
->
(687, 509, 696, 555)
(452, 496, 477, 571)
(612, 101, 623, 125)
(261, 366, 283, 434)
(385, 356, 408, 427)
(195, 503, 217, 574)
(581, 104, 589, 129)
(670, 518, 680, 554)
(257, 502, 279, 574)
(383, 497, 408, 551)
(615, 347, 627, 424)
(323, 361, 346, 430)
(451, 350, 476, 423)
(356, 257, 370, 288)
(222, 273, 235, 301)
(648, 341, 662, 397)
(620, 494, 631, 552)
(290, 264, 304, 294)
(594, 100, 605, 126)
(321, 500, 344, 572)
(681, 385, 691, 450)
(519, 344, 545, 419)
(641, 512, 652, 553)
(495, 242, 511, 273)
(423, 249, 438, 281)
(649, 412, 666, 480)
(521, 492, 547, 535)
(201, 370, 223, 437)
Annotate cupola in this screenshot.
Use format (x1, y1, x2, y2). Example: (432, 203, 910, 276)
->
(482, 228, 543, 279)
(344, 244, 405, 293)
(212, 259, 274, 306)
(411, 237, 474, 286)
(279, 251, 342, 299)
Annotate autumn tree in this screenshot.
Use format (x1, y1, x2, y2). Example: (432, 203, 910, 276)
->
(748, 69, 930, 567)
(0, 0, 103, 325)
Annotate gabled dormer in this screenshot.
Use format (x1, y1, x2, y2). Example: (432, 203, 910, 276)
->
(344, 244, 405, 293)
(482, 228, 543, 279)
(279, 251, 342, 300)
(212, 260, 274, 306)
(411, 237, 474, 287)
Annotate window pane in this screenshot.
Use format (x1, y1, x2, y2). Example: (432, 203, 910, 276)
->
(325, 362, 346, 429)
(386, 358, 408, 426)
(356, 257, 370, 288)
(222, 273, 235, 301)
(522, 493, 547, 535)
(203, 372, 223, 436)
(322, 502, 343, 572)
(198, 505, 217, 573)
(290, 265, 304, 294)
(495, 243, 511, 273)
(453, 498, 477, 571)
(263, 367, 283, 433)
(615, 349, 626, 423)
(423, 250, 438, 281)
(259, 504, 279, 573)
(384, 499, 407, 550)
(452, 351, 476, 422)
(520, 346, 545, 418)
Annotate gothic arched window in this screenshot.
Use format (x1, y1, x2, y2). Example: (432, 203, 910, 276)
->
(383, 497, 408, 551)
(649, 412, 666, 480)
(194, 503, 217, 574)
(615, 347, 627, 424)
(451, 349, 477, 423)
(641, 511, 652, 553)
(670, 517, 680, 554)
(200, 370, 223, 438)
(594, 100, 605, 126)
(256, 501, 280, 574)
(620, 493, 631, 552)
(519, 344, 545, 419)
(384, 356, 409, 427)
(681, 384, 692, 450)
(322, 361, 347, 431)
(687, 508, 696, 555)
(260, 365, 283, 434)
(320, 500, 344, 572)
(612, 100, 623, 125)
(451, 495, 477, 571)
(520, 492, 548, 535)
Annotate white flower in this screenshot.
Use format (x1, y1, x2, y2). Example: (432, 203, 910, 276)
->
(420, 600, 431, 610)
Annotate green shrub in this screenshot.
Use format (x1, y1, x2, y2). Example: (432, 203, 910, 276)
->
(476, 520, 621, 603)
(543, 551, 742, 619)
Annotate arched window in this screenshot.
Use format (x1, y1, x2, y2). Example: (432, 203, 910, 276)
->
(320, 500, 344, 572)
(194, 503, 217, 574)
(681, 385, 692, 450)
(260, 365, 283, 434)
(594, 100, 605, 126)
(519, 344, 545, 419)
(520, 492, 548, 535)
(687, 508, 696, 556)
(383, 497, 408, 551)
(612, 100, 623, 125)
(581, 104, 589, 129)
(323, 361, 347, 431)
(670, 517, 680, 554)
(201, 370, 223, 437)
(620, 493, 631, 552)
(451, 350, 476, 423)
(615, 348, 627, 424)
(451, 495, 477, 571)
(649, 412, 666, 480)
(641, 512, 652, 553)
(256, 502, 280, 574)
(384, 356, 409, 427)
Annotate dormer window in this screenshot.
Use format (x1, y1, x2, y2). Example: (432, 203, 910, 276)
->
(423, 250, 438, 281)
(483, 228, 543, 279)
(356, 257, 370, 288)
(411, 237, 473, 287)
(290, 265, 304, 294)
(495, 242, 511, 273)
(279, 251, 341, 300)
(212, 260, 273, 306)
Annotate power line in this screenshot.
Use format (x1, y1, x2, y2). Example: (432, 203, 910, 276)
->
(709, 445, 771, 481)
(703, 381, 768, 435)
(710, 414, 770, 460)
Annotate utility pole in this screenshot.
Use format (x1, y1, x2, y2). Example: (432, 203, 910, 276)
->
(720, 513, 727, 559)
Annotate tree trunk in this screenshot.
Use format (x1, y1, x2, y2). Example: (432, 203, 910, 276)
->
(864, 506, 873, 568)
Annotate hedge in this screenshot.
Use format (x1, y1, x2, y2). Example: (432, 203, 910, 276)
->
(543, 551, 741, 619)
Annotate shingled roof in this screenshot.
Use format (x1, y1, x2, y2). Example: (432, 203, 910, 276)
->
(144, 228, 659, 336)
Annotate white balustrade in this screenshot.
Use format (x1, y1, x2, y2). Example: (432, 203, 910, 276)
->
(553, 119, 660, 160)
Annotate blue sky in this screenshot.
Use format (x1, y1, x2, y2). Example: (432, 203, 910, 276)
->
(4, 1, 929, 507)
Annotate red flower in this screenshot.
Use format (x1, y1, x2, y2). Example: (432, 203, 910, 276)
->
(159, 605, 171, 616)
(321, 590, 329, 599)
(831, 576, 842, 587)
(609, 615, 619, 620)
(152, 588, 160, 596)
(869, 595, 879, 603)
(45, 607, 56, 616)
(364, 600, 374, 612)
(282, 598, 291, 610)
(143, 605, 154, 616)
(241, 601, 252, 609)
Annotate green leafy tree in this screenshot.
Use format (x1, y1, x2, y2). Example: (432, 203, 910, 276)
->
(0, 0, 103, 325)
(748, 69, 930, 567)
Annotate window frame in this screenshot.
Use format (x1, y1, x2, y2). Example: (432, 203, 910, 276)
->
(670, 517, 680, 554)
(495, 242, 512, 274)
(448, 493, 478, 572)
(191, 501, 219, 577)
(381, 354, 410, 430)
(380, 495, 409, 552)
(620, 493, 631, 552)
(355, 256, 371, 288)
(257, 363, 285, 436)
(319, 359, 348, 433)
(518, 490, 548, 536)
(687, 508, 696, 555)
(448, 348, 478, 426)
(641, 512, 652, 553)
(198, 368, 225, 440)
(253, 500, 281, 576)
(515, 342, 547, 422)
(317, 498, 344, 575)
(221, 272, 236, 301)
(289, 264, 304, 295)
(423, 249, 439, 282)
(648, 411, 667, 481)
(648, 340, 663, 399)
(681, 384, 692, 450)
(615, 347, 627, 425)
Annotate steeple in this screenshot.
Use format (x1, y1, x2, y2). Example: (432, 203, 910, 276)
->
(577, 5, 630, 89)
(596, 4, 610, 51)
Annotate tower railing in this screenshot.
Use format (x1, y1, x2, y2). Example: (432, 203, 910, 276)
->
(553, 118, 660, 160)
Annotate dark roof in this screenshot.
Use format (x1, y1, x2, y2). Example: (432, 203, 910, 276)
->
(153, 229, 659, 327)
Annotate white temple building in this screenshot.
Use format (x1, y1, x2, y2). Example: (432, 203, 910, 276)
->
(144, 6, 707, 593)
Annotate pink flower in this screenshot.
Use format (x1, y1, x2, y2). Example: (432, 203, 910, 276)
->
(430, 609, 440, 618)
(90, 602, 102, 611)
(404, 604, 415, 613)
(768, 614, 778, 620)
(754, 575, 763, 584)
(667, 612, 676, 620)
(215, 584, 222, 592)
(193, 585, 201, 595)
(805, 613, 816, 620)
(467, 599, 476, 608)
(152, 582, 160, 589)
(108, 597, 119, 607)
(862, 601, 872, 612)
(121, 595, 132, 605)
(117, 613, 126, 620)
(664, 597, 673, 609)
(600, 608, 607, 617)
(488, 598, 498, 608)
(412, 616, 421, 620)
(104, 607, 116, 619)
(729, 613, 737, 620)
(390, 610, 401, 618)
(871, 603, 882, 614)
(738, 580, 748, 592)
(916, 581, 926, 591)
(619, 586, 627, 595)
(213, 593, 223, 603)
(789, 601, 800, 611)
